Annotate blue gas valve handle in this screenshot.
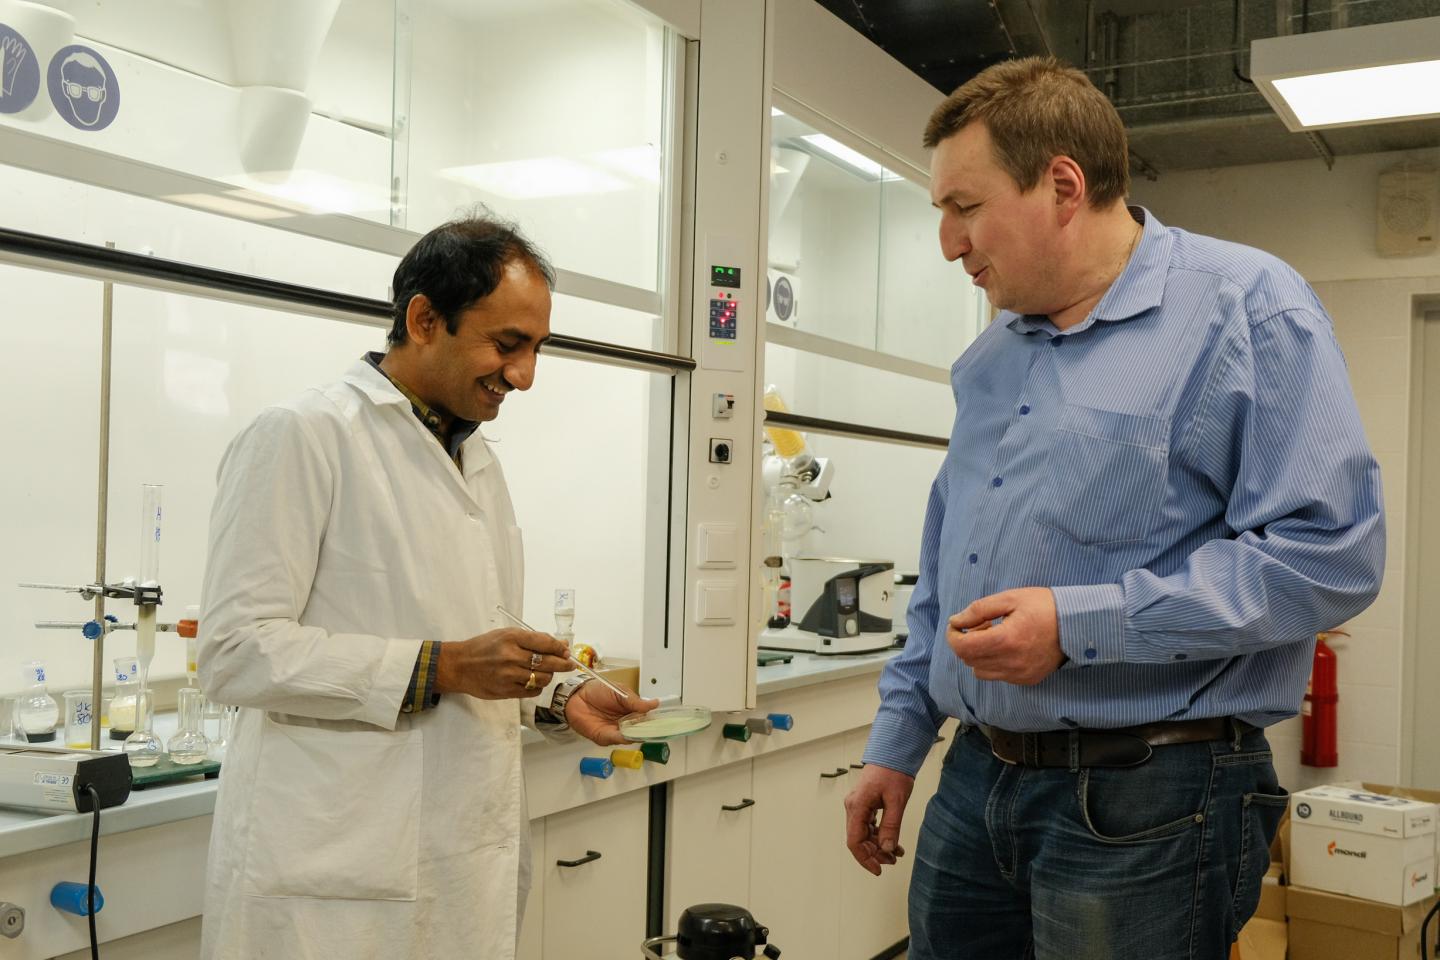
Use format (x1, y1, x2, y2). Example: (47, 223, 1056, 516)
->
(50, 882, 104, 917)
(579, 757, 614, 779)
(767, 713, 794, 731)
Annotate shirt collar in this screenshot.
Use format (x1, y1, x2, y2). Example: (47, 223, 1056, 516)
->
(356, 352, 483, 466)
(1005, 205, 1171, 339)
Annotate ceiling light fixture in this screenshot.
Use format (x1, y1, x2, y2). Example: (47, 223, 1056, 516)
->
(1251, 15, 1440, 130)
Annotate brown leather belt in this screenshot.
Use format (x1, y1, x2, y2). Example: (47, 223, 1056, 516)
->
(979, 717, 1249, 768)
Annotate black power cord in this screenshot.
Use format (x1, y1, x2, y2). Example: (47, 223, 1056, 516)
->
(1422, 895, 1440, 960)
(83, 783, 101, 960)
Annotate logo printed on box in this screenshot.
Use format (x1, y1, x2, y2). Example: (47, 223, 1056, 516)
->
(1327, 840, 1367, 858)
(1329, 809, 1363, 823)
(1297, 802, 1313, 818)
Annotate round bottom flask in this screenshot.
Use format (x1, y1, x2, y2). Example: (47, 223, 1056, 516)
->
(123, 691, 162, 767)
(167, 688, 209, 765)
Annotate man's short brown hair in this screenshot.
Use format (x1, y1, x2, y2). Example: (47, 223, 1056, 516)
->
(924, 57, 1129, 208)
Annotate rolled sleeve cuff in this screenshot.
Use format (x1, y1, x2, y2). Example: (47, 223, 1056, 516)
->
(861, 711, 939, 779)
(1053, 583, 1127, 666)
(401, 640, 442, 714)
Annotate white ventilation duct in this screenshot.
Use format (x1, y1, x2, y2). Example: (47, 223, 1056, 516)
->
(769, 146, 810, 236)
(224, 0, 341, 173)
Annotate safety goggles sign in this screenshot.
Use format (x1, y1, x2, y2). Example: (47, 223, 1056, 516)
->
(48, 43, 119, 131)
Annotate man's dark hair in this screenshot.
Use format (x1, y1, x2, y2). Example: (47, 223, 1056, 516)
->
(388, 212, 556, 346)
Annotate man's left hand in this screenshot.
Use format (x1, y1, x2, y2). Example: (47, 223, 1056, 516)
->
(565, 681, 660, 746)
(947, 587, 1065, 685)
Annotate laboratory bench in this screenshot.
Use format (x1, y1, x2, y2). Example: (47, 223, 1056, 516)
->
(0, 649, 921, 959)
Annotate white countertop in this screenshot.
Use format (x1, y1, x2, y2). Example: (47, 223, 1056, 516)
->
(0, 647, 901, 858)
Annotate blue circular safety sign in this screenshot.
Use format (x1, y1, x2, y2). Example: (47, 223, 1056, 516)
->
(0, 23, 41, 114)
(48, 43, 119, 131)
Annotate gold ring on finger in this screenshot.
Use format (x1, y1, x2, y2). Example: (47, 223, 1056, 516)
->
(525, 670, 539, 691)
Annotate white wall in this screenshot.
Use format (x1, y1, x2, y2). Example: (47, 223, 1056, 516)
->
(1132, 146, 1440, 791)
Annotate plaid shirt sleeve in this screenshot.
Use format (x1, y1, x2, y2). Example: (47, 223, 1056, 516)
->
(401, 640, 441, 714)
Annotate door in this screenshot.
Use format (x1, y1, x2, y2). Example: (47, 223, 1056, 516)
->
(749, 734, 849, 958)
(1411, 310, 1440, 788)
(542, 788, 650, 960)
(668, 760, 756, 932)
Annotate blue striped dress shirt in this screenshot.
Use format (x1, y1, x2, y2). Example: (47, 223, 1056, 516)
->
(863, 207, 1385, 778)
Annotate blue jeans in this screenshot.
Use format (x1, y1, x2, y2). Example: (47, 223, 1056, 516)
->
(908, 724, 1288, 960)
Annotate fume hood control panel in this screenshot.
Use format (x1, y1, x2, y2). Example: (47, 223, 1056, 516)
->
(707, 264, 742, 356)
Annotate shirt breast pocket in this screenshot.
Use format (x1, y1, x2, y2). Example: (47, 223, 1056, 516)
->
(1032, 404, 1170, 546)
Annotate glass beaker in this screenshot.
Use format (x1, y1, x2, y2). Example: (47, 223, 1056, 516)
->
(0, 696, 19, 741)
(63, 690, 95, 749)
(18, 662, 59, 742)
(203, 698, 232, 761)
(109, 679, 144, 740)
(167, 688, 208, 765)
(553, 588, 576, 643)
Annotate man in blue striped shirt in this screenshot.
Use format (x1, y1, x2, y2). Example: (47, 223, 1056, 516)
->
(844, 57, 1384, 959)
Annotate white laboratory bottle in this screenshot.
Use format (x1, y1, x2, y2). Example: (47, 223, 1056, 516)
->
(18, 661, 59, 742)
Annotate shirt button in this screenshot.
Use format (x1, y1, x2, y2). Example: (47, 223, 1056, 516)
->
(968, 553, 978, 564)
(1084, 649, 1097, 660)
(1019, 404, 1031, 415)
(992, 477, 1003, 487)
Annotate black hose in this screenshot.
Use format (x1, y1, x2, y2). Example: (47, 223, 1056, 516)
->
(84, 784, 101, 960)
(1421, 895, 1440, 960)
(1232, 0, 1253, 85)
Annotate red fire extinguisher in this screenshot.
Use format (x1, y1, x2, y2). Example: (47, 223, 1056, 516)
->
(1301, 631, 1341, 767)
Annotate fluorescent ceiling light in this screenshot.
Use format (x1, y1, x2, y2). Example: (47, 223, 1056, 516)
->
(799, 134, 903, 182)
(1252, 15, 1440, 130)
(442, 157, 627, 199)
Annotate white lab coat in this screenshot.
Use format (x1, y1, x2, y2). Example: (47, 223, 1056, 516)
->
(197, 359, 556, 960)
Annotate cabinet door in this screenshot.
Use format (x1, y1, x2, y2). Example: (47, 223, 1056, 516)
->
(838, 727, 910, 958)
(668, 759, 755, 933)
(542, 788, 650, 960)
(835, 720, 954, 958)
(749, 734, 849, 959)
(518, 818, 545, 960)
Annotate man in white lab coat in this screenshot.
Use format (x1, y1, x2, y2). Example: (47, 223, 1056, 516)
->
(197, 214, 656, 960)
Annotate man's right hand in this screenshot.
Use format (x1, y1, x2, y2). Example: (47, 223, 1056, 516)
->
(844, 763, 915, 876)
(434, 628, 573, 700)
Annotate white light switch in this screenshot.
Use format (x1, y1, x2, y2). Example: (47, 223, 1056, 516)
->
(697, 522, 738, 568)
(695, 580, 736, 625)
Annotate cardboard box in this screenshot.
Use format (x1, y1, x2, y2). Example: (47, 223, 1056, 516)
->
(1256, 862, 1287, 922)
(1291, 784, 1436, 839)
(1287, 885, 1440, 960)
(1290, 785, 1437, 905)
(1235, 917, 1287, 960)
(1357, 782, 1440, 887)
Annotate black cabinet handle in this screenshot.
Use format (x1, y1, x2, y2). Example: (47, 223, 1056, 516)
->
(721, 797, 756, 812)
(849, 763, 865, 770)
(557, 850, 602, 868)
(820, 767, 849, 779)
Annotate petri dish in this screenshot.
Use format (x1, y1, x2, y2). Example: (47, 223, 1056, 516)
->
(618, 705, 713, 742)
